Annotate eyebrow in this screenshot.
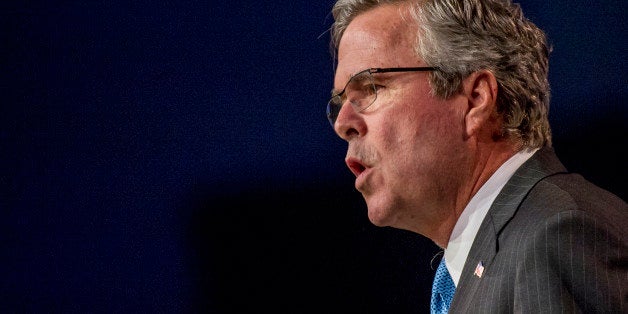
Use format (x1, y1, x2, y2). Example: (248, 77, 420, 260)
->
(330, 69, 369, 97)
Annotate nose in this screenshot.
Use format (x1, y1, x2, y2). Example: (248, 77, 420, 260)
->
(334, 100, 364, 141)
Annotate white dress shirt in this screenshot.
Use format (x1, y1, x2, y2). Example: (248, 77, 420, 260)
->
(444, 148, 538, 286)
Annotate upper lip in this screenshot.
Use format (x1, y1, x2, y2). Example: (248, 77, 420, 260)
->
(345, 157, 367, 177)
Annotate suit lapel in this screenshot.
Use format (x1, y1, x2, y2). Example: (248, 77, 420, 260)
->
(450, 147, 568, 311)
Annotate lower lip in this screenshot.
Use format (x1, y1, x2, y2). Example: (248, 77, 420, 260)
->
(355, 167, 371, 190)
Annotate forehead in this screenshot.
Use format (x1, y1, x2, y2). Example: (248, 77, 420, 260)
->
(335, 4, 419, 82)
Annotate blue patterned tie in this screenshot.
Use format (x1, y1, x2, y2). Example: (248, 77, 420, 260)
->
(430, 258, 455, 314)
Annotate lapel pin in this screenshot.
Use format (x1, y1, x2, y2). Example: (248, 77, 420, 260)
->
(474, 261, 485, 278)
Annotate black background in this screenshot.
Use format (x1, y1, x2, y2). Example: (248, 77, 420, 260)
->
(1, 1, 626, 313)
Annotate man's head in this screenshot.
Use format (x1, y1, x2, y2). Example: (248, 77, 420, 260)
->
(328, 0, 551, 246)
(331, 0, 552, 148)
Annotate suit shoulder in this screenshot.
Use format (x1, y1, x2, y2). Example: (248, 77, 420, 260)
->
(520, 172, 627, 235)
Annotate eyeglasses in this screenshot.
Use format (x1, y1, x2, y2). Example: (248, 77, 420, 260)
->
(326, 67, 439, 127)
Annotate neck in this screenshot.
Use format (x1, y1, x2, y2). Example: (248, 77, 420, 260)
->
(433, 140, 521, 248)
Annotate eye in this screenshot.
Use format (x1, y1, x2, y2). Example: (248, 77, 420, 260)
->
(370, 83, 386, 97)
(360, 81, 377, 93)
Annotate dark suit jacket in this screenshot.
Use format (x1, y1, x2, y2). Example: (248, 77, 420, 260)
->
(449, 147, 627, 313)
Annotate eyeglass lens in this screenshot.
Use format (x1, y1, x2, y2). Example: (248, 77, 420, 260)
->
(327, 70, 377, 127)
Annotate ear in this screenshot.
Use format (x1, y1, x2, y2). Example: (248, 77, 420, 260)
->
(462, 70, 499, 138)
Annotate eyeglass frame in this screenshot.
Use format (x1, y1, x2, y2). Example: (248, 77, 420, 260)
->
(327, 66, 439, 127)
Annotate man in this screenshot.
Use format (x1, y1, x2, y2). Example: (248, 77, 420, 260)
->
(326, 0, 627, 312)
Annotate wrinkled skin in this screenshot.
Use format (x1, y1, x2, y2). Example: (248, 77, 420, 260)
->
(332, 4, 511, 247)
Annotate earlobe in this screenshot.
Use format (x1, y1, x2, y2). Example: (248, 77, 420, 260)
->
(463, 70, 499, 138)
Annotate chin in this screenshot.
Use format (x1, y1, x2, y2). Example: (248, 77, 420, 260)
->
(366, 204, 395, 227)
(364, 190, 410, 228)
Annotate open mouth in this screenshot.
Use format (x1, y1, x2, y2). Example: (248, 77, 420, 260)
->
(346, 158, 367, 177)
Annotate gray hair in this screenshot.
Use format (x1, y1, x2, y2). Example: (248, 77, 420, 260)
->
(330, 0, 552, 148)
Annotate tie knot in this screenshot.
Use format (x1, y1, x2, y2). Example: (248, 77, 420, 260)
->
(430, 258, 455, 314)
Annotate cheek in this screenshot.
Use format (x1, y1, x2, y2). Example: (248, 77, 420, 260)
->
(378, 98, 464, 169)
(379, 101, 433, 148)
(372, 85, 465, 160)
(376, 112, 423, 173)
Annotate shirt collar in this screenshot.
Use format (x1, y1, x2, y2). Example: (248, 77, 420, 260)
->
(444, 148, 538, 286)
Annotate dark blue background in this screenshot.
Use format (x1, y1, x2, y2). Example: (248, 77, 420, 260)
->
(2, 1, 626, 313)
